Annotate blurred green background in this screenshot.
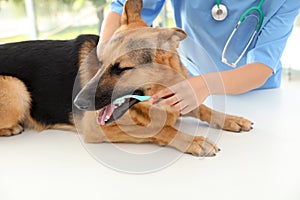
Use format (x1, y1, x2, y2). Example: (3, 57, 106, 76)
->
(0, 0, 174, 43)
(0, 0, 109, 43)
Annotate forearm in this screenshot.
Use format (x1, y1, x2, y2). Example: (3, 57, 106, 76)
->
(97, 11, 121, 55)
(202, 62, 273, 95)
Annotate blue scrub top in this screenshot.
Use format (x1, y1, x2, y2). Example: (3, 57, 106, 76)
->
(111, 0, 300, 89)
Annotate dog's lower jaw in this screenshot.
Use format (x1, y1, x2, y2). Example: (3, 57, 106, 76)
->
(81, 111, 106, 143)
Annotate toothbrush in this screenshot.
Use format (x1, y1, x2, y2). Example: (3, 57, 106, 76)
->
(113, 95, 162, 105)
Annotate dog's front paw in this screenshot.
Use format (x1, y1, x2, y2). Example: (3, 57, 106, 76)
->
(186, 136, 219, 157)
(220, 115, 253, 132)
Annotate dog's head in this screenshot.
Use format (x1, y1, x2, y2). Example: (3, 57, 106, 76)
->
(74, 0, 187, 125)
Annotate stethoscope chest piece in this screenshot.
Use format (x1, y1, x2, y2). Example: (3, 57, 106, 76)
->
(211, 4, 228, 21)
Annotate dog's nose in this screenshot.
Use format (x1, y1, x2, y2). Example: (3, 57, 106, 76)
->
(74, 97, 90, 110)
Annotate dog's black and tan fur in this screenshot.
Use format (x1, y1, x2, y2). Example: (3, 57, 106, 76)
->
(0, 0, 253, 156)
(0, 34, 99, 133)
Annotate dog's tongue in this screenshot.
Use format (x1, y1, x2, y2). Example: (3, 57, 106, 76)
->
(97, 104, 116, 125)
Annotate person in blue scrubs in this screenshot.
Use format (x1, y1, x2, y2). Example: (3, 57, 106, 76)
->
(98, 0, 300, 114)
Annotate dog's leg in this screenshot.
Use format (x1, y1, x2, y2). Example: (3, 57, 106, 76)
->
(0, 76, 31, 136)
(186, 104, 253, 132)
(80, 103, 218, 156)
(97, 125, 219, 156)
(152, 126, 219, 156)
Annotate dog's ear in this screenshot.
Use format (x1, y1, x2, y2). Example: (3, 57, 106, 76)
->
(169, 27, 187, 43)
(159, 27, 187, 49)
(121, 0, 147, 27)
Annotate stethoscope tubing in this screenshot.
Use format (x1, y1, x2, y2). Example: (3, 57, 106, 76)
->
(222, 22, 258, 67)
(239, 0, 264, 31)
(220, 0, 265, 67)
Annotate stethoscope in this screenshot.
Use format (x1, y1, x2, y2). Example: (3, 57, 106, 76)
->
(212, 0, 265, 67)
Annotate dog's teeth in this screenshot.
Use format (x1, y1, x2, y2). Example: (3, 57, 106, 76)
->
(105, 115, 110, 121)
(113, 103, 121, 107)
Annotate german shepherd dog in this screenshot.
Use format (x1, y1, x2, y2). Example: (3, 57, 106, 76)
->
(0, 0, 252, 156)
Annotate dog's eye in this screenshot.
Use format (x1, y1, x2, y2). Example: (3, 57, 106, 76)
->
(110, 62, 134, 75)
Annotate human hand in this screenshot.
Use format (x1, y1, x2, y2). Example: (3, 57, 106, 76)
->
(150, 76, 210, 115)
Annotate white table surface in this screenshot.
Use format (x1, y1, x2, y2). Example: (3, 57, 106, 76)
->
(1, 88, 299, 200)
